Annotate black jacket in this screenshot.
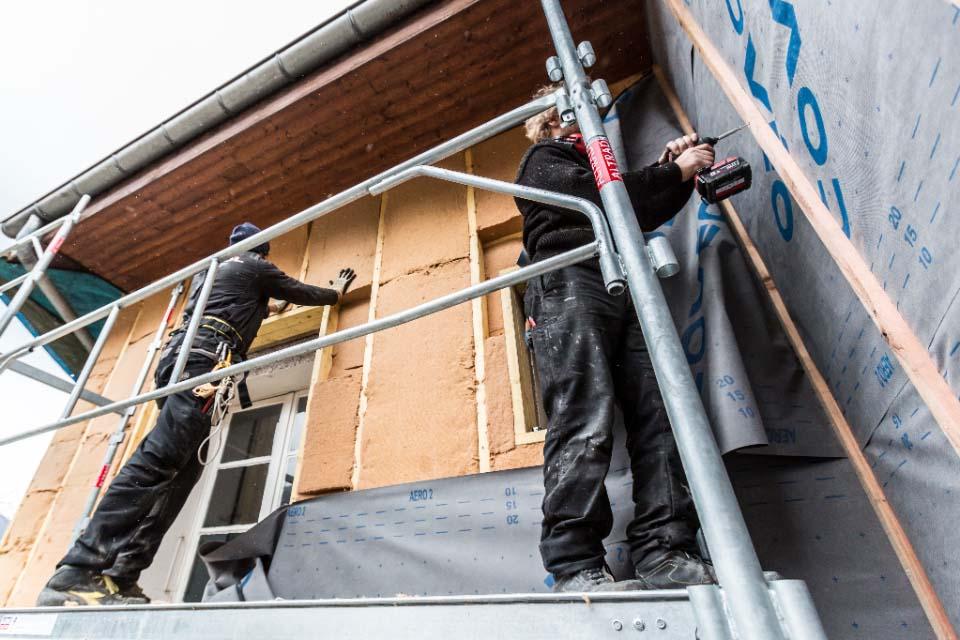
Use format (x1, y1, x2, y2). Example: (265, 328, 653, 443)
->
(514, 138, 694, 261)
(174, 251, 339, 359)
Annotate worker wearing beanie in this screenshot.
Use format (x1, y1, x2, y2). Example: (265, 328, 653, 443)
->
(516, 85, 716, 593)
(38, 222, 356, 606)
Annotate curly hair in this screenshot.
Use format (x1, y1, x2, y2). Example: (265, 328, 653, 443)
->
(523, 83, 564, 143)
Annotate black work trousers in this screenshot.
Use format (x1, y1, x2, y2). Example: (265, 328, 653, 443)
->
(59, 354, 214, 581)
(524, 262, 699, 577)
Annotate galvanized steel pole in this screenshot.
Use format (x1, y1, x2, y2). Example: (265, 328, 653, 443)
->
(71, 283, 185, 542)
(58, 304, 121, 421)
(539, 1, 789, 638)
(0, 272, 30, 295)
(0, 195, 89, 339)
(6, 360, 122, 413)
(167, 261, 218, 386)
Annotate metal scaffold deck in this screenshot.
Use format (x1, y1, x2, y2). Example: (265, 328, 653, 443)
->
(0, 583, 826, 640)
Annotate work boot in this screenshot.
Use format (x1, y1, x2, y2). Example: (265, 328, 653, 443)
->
(112, 577, 151, 604)
(634, 550, 715, 589)
(552, 566, 642, 592)
(36, 566, 149, 607)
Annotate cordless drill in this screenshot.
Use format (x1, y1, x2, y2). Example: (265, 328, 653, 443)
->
(694, 124, 752, 204)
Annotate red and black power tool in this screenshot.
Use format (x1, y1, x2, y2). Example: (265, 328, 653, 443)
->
(694, 124, 752, 204)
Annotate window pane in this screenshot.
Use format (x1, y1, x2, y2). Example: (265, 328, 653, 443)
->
(221, 404, 282, 463)
(279, 456, 297, 507)
(203, 464, 269, 527)
(182, 532, 243, 603)
(288, 397, 308, 452)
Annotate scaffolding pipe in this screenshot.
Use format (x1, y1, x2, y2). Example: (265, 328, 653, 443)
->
(0, 216, 68, 260)
(0, 244, 598, 447)
(167, 261, 218, 386)
(0, 94, 559, 364)
(0, 272, 30, 295)
(72, 283, 185, 542)
(16, 215, 96, 351)
(6, 360, 122, 414)
(370, 165, 626, 295)
(0, 195, 89, 340)
(58, 304, 121, 421)
(539, 1, 805, 638)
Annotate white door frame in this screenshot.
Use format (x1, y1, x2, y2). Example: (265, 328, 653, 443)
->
(172, 391, 296, 601)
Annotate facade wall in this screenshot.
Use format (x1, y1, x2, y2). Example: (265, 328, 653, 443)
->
(0, 124, 543, 605)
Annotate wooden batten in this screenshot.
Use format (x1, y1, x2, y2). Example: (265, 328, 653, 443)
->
(498, 267, 544, 447)
(465, 149, 492, 473)
(653, 61, 957, 640)
(351, 195, 388, 490)
(249, 305, 328, 352)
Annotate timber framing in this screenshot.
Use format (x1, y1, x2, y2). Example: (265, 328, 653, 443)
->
(465, 150, 492, 472)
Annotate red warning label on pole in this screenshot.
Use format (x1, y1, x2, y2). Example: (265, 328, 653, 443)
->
(95, 465, 109, 488)
(49, 236, 65, 256)
(586, 137, 622, 189)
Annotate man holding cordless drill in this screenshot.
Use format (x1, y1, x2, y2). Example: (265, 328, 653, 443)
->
(516, 85, 716, 592)
(38, 222, 356, 606)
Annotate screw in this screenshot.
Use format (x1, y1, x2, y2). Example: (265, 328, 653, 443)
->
(656, 618, 667, 630)
(612, 619, 623, 631)
(633, 618, 645, 631)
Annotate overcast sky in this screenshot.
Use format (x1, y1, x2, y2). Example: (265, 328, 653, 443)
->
(0, 0, 354, 519)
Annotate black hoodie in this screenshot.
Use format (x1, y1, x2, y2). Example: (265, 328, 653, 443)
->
(514, 138, 693, 262)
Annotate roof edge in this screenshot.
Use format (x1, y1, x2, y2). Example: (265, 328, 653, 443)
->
(2, 0, 434, 238)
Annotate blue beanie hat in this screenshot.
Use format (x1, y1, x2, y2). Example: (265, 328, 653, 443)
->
(229, 222, 270, 255)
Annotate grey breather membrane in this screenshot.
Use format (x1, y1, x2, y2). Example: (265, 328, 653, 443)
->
(645, 0, 960, 635)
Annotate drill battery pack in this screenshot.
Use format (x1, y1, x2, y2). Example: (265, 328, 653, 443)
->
(695, 156, 752, 204)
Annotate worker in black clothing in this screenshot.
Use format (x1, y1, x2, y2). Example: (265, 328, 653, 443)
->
(38, 222, 356, 606)
(516, 86, 716, 592)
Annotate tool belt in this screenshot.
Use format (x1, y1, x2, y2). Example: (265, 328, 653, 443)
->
(192, 342, 253, 410)
(162, 316, 252, 409)
(198, 315, 245, 351)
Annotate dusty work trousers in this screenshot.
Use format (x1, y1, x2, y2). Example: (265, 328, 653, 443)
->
(524, 262, 699, 577)
(59, 354, 214, 581)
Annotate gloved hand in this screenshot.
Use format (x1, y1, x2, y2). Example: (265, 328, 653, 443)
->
(330, 267, 357, 300)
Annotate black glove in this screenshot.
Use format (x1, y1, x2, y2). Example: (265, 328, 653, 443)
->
(330, 267, 357, 299)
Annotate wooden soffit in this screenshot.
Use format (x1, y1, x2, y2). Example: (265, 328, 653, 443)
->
(61, 0, 652, 291)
